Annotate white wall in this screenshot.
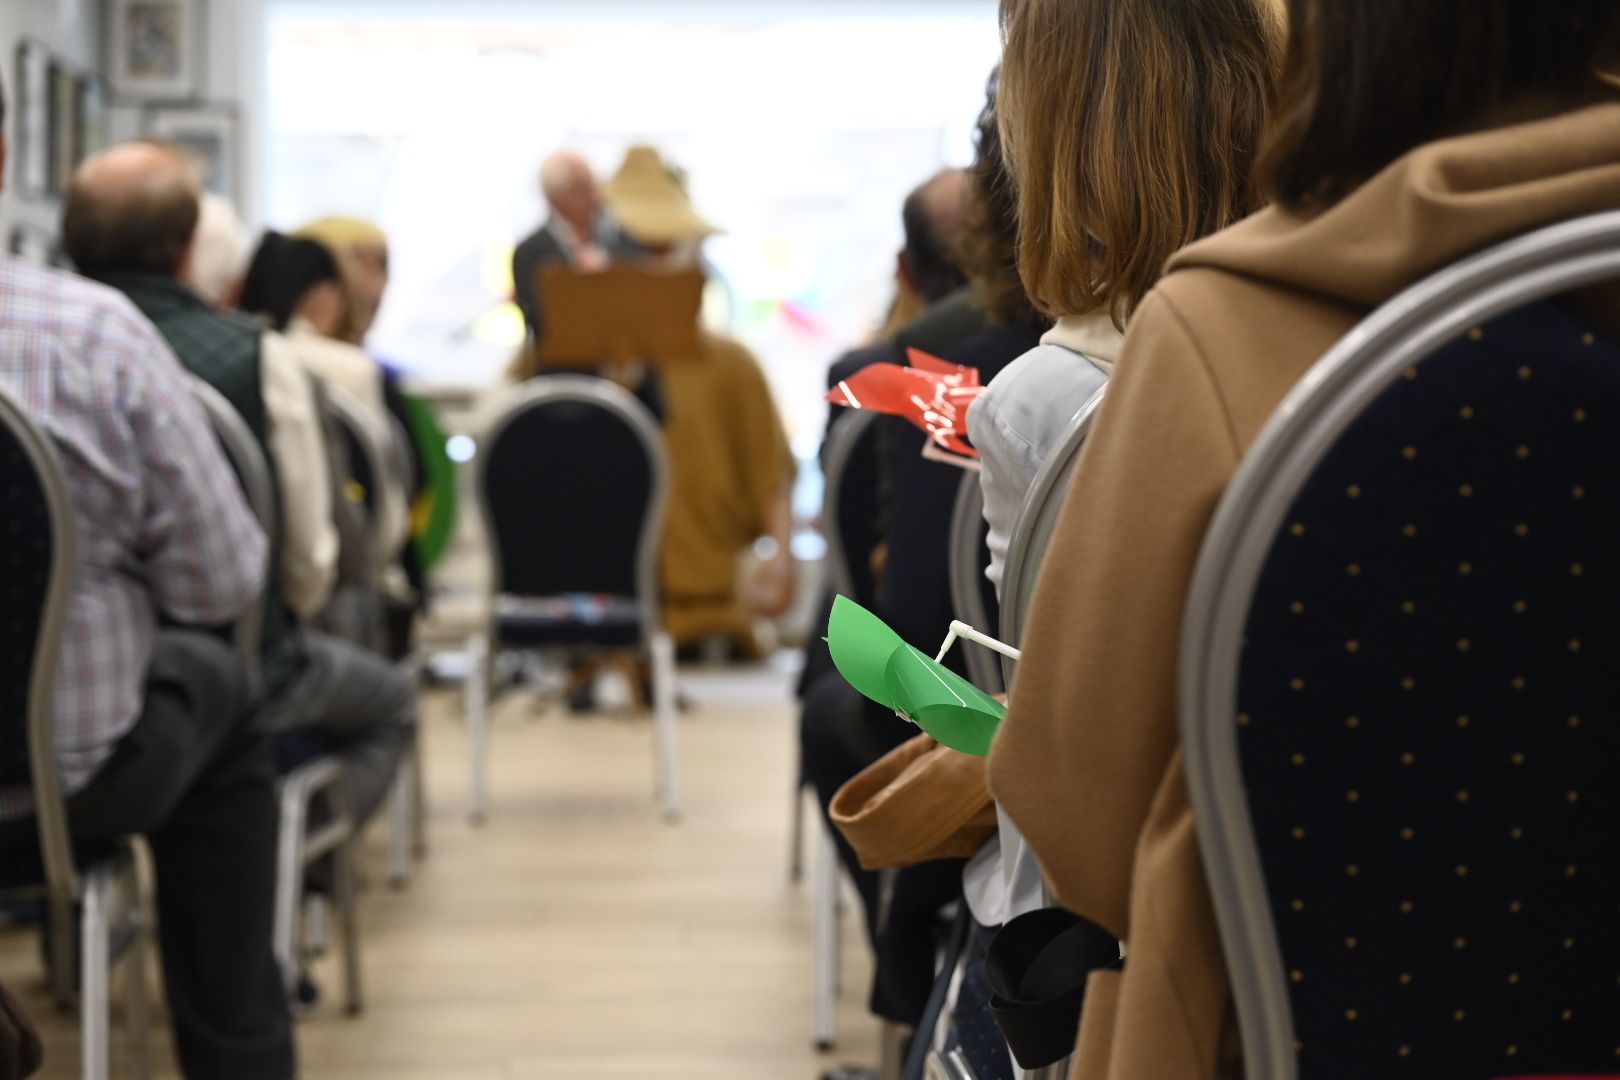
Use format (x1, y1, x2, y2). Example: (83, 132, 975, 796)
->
(0, 0, 104, 243)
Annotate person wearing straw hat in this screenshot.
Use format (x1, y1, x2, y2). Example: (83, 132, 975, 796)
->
(603, 145, 797, 657)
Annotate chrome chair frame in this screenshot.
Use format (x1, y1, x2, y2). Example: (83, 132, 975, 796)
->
(193, 377, 363, 1014)
(802, 406, 882, 1051)
(466, 376, 679, 824)
(325, 388, 427, 889)
(0, 382, 153, 1080)
(1178, 211, 1620, 1080)
(997, 386, 1108, 684)
(946, 470, 1003, 694)
(987, 386, 1108, 1080)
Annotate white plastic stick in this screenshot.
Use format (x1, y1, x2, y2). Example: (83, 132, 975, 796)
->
(935, 620, 1022, 665)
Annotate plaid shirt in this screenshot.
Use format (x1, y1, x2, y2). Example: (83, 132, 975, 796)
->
(0, 255, 267, 818)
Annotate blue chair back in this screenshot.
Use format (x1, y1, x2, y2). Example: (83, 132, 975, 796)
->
(478, 375, 667, 622)
(0, 380, 80, 899)
(1181, 211, 1620, 1080)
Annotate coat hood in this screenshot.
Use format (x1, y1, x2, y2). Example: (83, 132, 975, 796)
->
(1167, 92, 1620, 310)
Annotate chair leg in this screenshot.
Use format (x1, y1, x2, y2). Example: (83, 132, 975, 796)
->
(333, 833, 364, 1016)
(650, 631, 681, 823)
(466, 632, 490, 825)
(122, 872, 152, 1080)
(410, 733, 428, 858)
(273, 787, 308, 1001)
(80, 868, 112, 1080)
(812, 823, 840, 1052)
(387, 752, 413, 888)
(789, 748, 806, 883)
(47, 895, 75, 1013)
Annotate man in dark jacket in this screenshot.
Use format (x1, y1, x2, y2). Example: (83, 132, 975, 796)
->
(63, 141, 416, 836)
(511, 150, 639, 342)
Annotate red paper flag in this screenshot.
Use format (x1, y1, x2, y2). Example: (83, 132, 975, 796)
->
(827, 349, 984, 458)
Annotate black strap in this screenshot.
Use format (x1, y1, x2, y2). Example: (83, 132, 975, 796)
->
(985, 907, 1122, 1069)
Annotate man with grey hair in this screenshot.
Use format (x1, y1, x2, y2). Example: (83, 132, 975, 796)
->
(511, 149, 637, 341)
(63, 141, 416, 859)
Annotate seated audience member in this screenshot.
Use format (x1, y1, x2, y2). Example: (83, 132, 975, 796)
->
(63, 142, 415, 835)
(511, 150, 637, 343)
(239, 231, 413, 566)
(296, 216, 392, 348)
(188, 192, 249, 307)
(968, 0, 1278, 587)
(805, 82, 1052, 1037)
(807, 166, 976, 663)
(801, 166, 976, 913)
(989, 2, 1620, 1077)
(605, 145, 797, 657)
(0, 118, 293, 1077)
(290, 217, 437, 654)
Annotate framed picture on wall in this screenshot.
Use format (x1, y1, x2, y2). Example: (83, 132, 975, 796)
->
(13, 40, 52, 199)
(49, 61, 82, 192)
(78, 75, 111, 164)
(9, 224, 61, 267)
(108, 0, 203, 100)
(143, 103, 239, 201)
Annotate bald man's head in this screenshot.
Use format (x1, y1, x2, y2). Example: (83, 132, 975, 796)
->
(63, 141, 202, 279)
(902, 168, 971, 304)
(539, 150, 600, 233)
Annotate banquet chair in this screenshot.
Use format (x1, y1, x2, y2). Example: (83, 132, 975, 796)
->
(466, 375, 679, 824)
(323, 386, 426, 889)
(1180, 211, 1620, 1080)
(802, 406, 883, 1051)
(194, 378, 363, 1014)
(946, 470, 1004, 695)
(998, 386, 1108, 683)
(0, 381, 153, 1079)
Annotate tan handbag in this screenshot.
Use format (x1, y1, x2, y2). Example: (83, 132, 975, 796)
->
(829, 732, 997, 869)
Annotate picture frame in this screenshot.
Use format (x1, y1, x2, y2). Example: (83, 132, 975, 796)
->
(9, 224, 62, 268)
(13, 40, 52, 199)
(49, 60, 82, 193)
(107, 0, 202, 100)
(143, 102, 239, 201)
(78, 75, 110, 165)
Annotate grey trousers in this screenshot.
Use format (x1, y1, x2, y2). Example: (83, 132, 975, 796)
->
(261, 629, 417, 828)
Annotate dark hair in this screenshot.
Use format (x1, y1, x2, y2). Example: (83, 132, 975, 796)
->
(237, 232, 342, 331)
(1259, 0, 1620, 209)
(902, 172, 969, 304)
(957, 69, 1044, 328)
(62, 142, 201, 277)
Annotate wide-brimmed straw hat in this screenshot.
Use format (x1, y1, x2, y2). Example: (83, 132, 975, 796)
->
(602, 145, 721, 246)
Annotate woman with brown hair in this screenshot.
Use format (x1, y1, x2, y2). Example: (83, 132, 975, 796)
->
(989, 2, 1620, 1076)
(968, 0, 1280, 586)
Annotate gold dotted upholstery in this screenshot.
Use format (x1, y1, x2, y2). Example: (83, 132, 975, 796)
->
(1236, 303, 1620, 1076)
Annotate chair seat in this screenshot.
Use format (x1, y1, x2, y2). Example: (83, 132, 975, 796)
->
(493, 594, 644, 648)
(0, 835, 126, 892)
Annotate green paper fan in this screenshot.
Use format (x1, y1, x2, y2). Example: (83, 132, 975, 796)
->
(826, 595, 1006, 757)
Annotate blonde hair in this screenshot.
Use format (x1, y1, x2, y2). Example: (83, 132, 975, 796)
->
(998, 0, 1282, 326)
(296, 216, 389, 344)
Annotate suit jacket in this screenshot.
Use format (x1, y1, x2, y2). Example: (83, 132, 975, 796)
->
(987, 94, 1620, 1080)
(511, 215, 638, 341)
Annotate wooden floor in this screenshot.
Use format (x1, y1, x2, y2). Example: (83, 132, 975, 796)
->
(0, 661, 881, 1079)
